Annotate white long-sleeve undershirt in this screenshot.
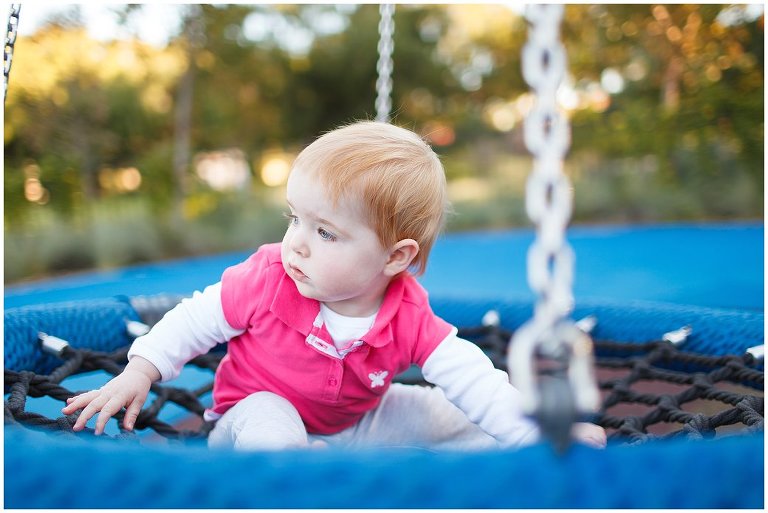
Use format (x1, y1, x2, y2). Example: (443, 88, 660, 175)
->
(127, 282, 539, 447)
(128, 282, 242, 381)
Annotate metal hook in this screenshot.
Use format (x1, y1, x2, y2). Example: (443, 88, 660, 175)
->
(508, 318, 600, 452)
(39, 332, 70, 358)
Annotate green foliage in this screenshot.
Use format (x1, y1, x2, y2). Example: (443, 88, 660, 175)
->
(566, 4, 763, 191)
(4, 194, 288, 283)
(4, 4, 763, 283)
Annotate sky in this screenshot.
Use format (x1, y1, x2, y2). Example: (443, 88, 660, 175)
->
(10, 3, 362, 54)
(11, 3, 185, 47)
(11, 2, 764, 48)
(8, 2, 525, 57)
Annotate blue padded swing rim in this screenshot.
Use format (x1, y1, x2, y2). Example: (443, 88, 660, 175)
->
(4, 425, 763, 508)
(3, 294, 765, 508)
(5, 293, 763, 375)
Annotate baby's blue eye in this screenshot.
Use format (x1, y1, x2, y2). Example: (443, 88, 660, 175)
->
(283, 212, 298, 225)
(318, 228, 336, 241)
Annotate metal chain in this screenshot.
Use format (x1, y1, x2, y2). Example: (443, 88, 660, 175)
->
(521, 7, 572, 325)
(375, 4, 394, 123)
(4, 3, 20, 102)
(508, 4, 599, 453)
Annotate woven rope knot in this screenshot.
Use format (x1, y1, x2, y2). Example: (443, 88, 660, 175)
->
(619, 416, 645, 434)
(618, 415, 651, 444)
(115, 430, 139, 441)
(5, 370, 35, 413)
(692, 373, 713, 389)
(633, 358, 652, 377)
(657, 394, 680, 412)
(56, 415, 74, 431)
(612, 380, 631, 397)
(737, 396, 764, 426)
(684, 413, 715, 440)
(655, 342, 675, 358)
(5, 319, 763, 447)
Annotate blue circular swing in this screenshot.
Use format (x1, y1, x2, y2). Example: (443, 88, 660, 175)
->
(3, 4, 763, 509)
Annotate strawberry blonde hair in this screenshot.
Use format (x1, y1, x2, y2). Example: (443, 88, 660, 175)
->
(291, 121, 449, 276)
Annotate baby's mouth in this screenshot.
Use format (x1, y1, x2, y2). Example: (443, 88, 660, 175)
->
(288, 264, 308, 281)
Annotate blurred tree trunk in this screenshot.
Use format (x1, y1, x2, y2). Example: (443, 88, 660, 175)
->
(172, 58, 193, 221)
(172, 7, 203, 222)
(72, 115, 100, 200)
(661, 55, 682, 111)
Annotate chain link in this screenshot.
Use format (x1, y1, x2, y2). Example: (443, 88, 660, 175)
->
(375, 4, 395, 123)
(508, 4, 599, 451)
(4, 3, 20, 102)
(520, 4, 572, 322)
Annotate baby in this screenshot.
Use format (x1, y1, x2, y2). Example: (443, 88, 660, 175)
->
(63, 121, 606, 451)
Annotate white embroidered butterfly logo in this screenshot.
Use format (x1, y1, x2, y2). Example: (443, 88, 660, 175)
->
(368, 370, 389, 388)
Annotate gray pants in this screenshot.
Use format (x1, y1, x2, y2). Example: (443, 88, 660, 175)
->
(208, 383, 499, 451)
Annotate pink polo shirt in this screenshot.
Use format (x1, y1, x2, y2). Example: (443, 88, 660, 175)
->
(212, 243, 454, 435)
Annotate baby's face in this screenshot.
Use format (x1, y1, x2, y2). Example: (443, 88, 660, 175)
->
(281, 167, 392, 317)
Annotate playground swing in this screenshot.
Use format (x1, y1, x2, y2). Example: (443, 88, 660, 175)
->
(4, 4, 764, 509)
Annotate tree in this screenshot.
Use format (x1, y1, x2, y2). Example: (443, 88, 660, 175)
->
(565, 4, 763, 197)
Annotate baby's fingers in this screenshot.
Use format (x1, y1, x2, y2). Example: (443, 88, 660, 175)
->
(61, 390, 100, 414)
(94, 397, 124, 435)
(581, 433, 606, 449)
(123, 398, 144, 431)
(571, 422, 607, 449)
(70, 393, 111, 432)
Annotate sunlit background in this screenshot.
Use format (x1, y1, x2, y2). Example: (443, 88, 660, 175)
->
(4, 4, 764, 283)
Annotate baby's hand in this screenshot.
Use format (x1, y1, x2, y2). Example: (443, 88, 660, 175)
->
(61, 356, 159, 435)
(571, 422, 607, 449)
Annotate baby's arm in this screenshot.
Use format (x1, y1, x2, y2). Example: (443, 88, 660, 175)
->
(128, 282, 244, 382)
(422, 335, 606, 449)
(62, 282, 244, 434)
(422, 335, 538, 447)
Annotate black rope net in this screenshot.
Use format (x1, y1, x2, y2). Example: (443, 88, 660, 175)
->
(4, 309, 764, 447)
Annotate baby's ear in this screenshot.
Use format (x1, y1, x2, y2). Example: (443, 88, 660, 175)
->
(384, 239, 419, 277)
